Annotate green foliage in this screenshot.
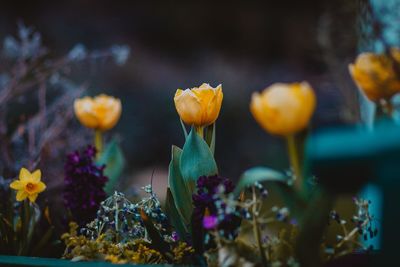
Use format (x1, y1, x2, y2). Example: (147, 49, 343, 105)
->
(167, 146, 193, 226)
(234, 166, 288, 197)
(0, 196, 57, 257)
(165, 189, 189, 240)
(180, 127, 218, 188)
(97, 139, 125, 195)
(205, 123, 216, 155)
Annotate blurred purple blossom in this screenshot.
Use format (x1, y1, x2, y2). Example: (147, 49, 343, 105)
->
(202, 215, 218, 230)
(63, 145, 108, 226)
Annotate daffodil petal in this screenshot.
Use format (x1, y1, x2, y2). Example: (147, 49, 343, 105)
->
(16, 190, 28, 201)
(31, 169, 41, 183)
(28, 194, 38, 203)
(10, 180, 24, 190)
(36, 181, 47, 193)
(19, 168, 31, 182)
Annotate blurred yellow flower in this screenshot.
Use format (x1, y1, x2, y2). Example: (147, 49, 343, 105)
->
(74, 94, 122, 131)
(349, 49, 400, 102)
(250, 82, 316, 136)
(174, 83, 223, 127)
(10, 168, 46, 203)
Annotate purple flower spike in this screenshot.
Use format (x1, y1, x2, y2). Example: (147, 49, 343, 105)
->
(63, 145, 108, 226)
(203, 215, 218, 230)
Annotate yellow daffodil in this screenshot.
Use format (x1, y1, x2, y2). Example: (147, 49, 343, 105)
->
(174, 83, 223, 127)
(9, 168, 46, 203)
(349, 48, 400, 102)
(74, 94, 122, 131)
(250, 82, 316, 136)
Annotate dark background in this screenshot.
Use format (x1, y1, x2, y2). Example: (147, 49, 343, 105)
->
(0, 1, 360, 195)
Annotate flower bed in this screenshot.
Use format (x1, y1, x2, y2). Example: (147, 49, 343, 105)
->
(1, 21, 397, 267)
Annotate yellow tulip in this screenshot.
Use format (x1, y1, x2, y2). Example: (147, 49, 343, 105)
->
(10, 168, 46, 203)
(250, 82, 316, 136)
(74, 94, 122, 131)
(349, 49, 400, 102)
(174, 83, 223, 127)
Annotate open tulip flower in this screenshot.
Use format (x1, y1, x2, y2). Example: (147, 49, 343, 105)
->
(349, 48, 400, 103)
(250, 82, 316, 190)
(74, 94, 122, 131)
(250, 82, 316, 136)
(174, 83, 223, 134)
(74, 94, 122, 154)
(10, 168, 46, 203)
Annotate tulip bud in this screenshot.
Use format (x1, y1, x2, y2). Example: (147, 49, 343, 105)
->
(174, 83, 223, 127)
(250, 82, 316, 136)
(349, 49, 400, 102)
(74, 94, 122, 131)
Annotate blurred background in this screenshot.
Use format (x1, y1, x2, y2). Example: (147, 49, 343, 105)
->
(0, 1, 371, 200)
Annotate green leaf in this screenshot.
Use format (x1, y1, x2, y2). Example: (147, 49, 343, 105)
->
(180, 119, 188, 139)
(180, 127, 218, 187)
(97, 139, 126, 195)
(205, 123, 216, 155)
(139, 209, 172, 258)
(165, 188, 189, 240)
(234, 167, 288, 197)
(167, 145, 193, 226)
(295, 189, 334, 267)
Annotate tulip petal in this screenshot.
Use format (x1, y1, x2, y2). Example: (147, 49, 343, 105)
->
(174, 89, 203, 126)
(100, 99, 122, 131)
(74, 98, 99, 129)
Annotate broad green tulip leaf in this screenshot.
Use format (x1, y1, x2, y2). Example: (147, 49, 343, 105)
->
(97, 139, 125, 195)
(234, 167, 288, 197)
(180, 128, 218, 186)
(168, 145, 193, 226)
(165, 188, 189, 240)
(205, 123, 216, 155)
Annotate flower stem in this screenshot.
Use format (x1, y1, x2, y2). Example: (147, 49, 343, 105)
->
(94, 130, 103, 157)
(286, 134, 302, 192)
(195, 126, 204, 139)
(252, 186, 268, 267)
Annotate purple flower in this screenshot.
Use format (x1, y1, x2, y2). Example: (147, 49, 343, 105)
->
(63, 145, 108, 226)
(171, 231, 179, 242)
(192, 175, 240, 239)
(202, 215, 218, 230)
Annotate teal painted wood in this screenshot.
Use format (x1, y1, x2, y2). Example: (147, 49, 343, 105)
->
(0, 255, 160, 267)
(306, 121, 400, 266)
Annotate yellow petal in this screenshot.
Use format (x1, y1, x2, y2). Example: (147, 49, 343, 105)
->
(349, 51, 400, 101)
(174, 89, 203, 126)
(31, 169, 41, 183)
(19, 168, 31, 182)
(28, 193, 38, 203)
(74, 97, 99, 129)
(35, 181, 47, 193)
(96, 97, 122, 131)
(250, 82, 316, 136)
(16, 190, 28, 201)
(10, 180, 24, 190)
